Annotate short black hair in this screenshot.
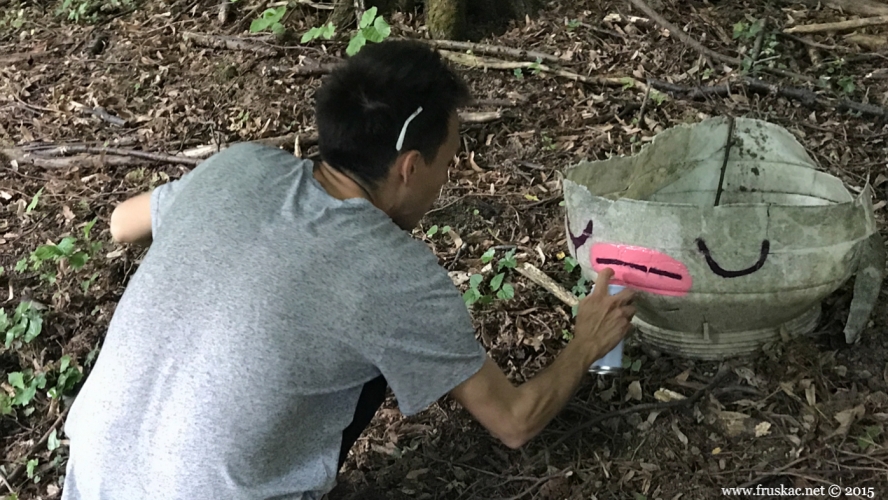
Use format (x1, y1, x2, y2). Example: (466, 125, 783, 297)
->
(315, 40, 471, 187)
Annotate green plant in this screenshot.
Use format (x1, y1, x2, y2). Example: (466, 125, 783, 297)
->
(513, 68, 524, 80)
(566, 19, 580, 31)
(26, 188, 43, 214)
(7, 369, 47, 408)
(250, 6, 286, 34)
(26, 458, 39, 482)
(2, 301, 43, 348)
(425, 225, 451, 238)
(47, 429, 61, 452)
(301, 21, 336, 43)
(47, 355, 83, 399)
(347, 7, 391, 56)
(19, 219, 101, 284)
(837, 75, 855, 94)
(529, 57, 542, 76)
(732, 19, 763, 41)
(463, 249, 517, 306)
(563, 257, 579, 273)
(649, 89, 668, 106)
(541, 133, 557, 151)
(0, 9, 26, 29)
(857, 425, 883, 451)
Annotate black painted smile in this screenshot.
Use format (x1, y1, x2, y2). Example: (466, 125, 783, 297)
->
(696, 238, 770, 278)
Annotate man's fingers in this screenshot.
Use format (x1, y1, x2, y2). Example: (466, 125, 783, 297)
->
(613, 288, 635, 304)
(592, 268, 614, 297)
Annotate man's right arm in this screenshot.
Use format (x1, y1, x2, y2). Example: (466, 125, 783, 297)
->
(449, 269, 635, 449)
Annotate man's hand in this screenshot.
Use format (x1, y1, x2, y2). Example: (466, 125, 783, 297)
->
(109, 192, 153, 245)
(449, 267, 635, 449)
(573, 268, 636, 366)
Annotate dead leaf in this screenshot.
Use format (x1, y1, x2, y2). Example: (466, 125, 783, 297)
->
(717, 411, 752, 438)
(626, 380, 643, 401)
(711, 447, 722, 455)
(672, 420, 688, 446)
(654, 388, 686, 402)
(675, 369, 691, 383)
(405, 468, 429, 480)
(446, 228, 463, 248)
(0, 191, 11, 201)
(805, 384, 816, 407)
(467, 151, 484, 173)
(62, 205, 75, 221)
(755, 421, 772, 437)
(832, 405, 865, 437)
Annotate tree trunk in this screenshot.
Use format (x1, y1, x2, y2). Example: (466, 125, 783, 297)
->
(328, 0, 356, 30)
(427, 0, 466, 39)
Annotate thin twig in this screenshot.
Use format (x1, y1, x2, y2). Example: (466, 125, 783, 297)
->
(550, 366, 733, 449)
(749, 20, 767, 70)
(785, 15, 888, 34)
(439, 50, 647, 92)
(183, 31, 280, 56)
(424, 39, 563, 64)
(713, 116, 735, 206)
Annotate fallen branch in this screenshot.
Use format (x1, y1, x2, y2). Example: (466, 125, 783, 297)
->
(72, 102, 127, 127)
(550, 366, 733, 449)
(423, 39, 563, 64)
(824, 0, 888, 16)
(438, 50, 647, 92)
(785, 15, 888, 34)
(1, 150, 150, 169)
(625, 0, 815, 82)
(182, 31, 279, 56)
(0, 50, 54, 65)
(261, 62, 341, 77)
(649, 77, 888, 118)
(515, 263, 578, 307)
(3, 408, 70, 490)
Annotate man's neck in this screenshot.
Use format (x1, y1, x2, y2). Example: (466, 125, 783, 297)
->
(313, 162, 374, 202)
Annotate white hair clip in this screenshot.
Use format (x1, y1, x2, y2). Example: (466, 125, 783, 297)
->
(396, 106, 423, 152)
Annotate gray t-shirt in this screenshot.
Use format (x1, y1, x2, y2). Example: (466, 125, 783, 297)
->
(62, 143, 487, 500)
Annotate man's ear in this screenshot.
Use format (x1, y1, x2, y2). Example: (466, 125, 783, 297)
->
(394, 150, 424, 186)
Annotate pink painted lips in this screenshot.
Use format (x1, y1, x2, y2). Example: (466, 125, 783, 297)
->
(590, 243, 692, 296)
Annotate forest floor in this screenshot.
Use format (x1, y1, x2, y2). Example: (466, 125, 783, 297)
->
(1, 0, 888, 499)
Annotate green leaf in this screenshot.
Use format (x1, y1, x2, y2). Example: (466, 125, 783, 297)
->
(490, 272, 504, 292)
(271, 22, 285, 35)
(60, 355, 71, 373)
(0, 393, 12, 416)
(8, 372, 25, 389)
(346, 32, 366, 56)
(635, 494, 647, 500)
(631, 359, 643, 372)
(32, 244, 64, 261)
(373, 15, 390, 38)
(57, 237, 76, 256)
(732, 21, 747, 40)
(513, 68, 523, 80)
(24, 313, 42, 343)
(564, 257, 578, 273)
(497, 283, 515, 300)
(478, 294, 494, 305)
(0, 265, 4, 277)
(47, 429, 60, 451)
(26, 458, 38, 479)
(480, 248, 496, 264)
(69, 251, 89, 269)
(426, 225, 439, 238)
(363, 25, 385, 43)
(301, 27, 321, 43)
(462, 288, 481, 306)
(359, 6, 377, 29)
(321, 22, 336, 38)
(469, 273, 483, 289)
(498, 249, 517, 270)
(441, 225, 451, 234)
(12, 382, 36, 406)
(250, 17, 272, 33)
(83, 218, 97, 240)
(26, 188, 43, 214)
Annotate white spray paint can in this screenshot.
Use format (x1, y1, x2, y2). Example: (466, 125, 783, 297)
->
(588, 284, 626, 375)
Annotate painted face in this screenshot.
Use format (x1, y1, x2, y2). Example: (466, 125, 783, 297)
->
(567, 221, 770, 297)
